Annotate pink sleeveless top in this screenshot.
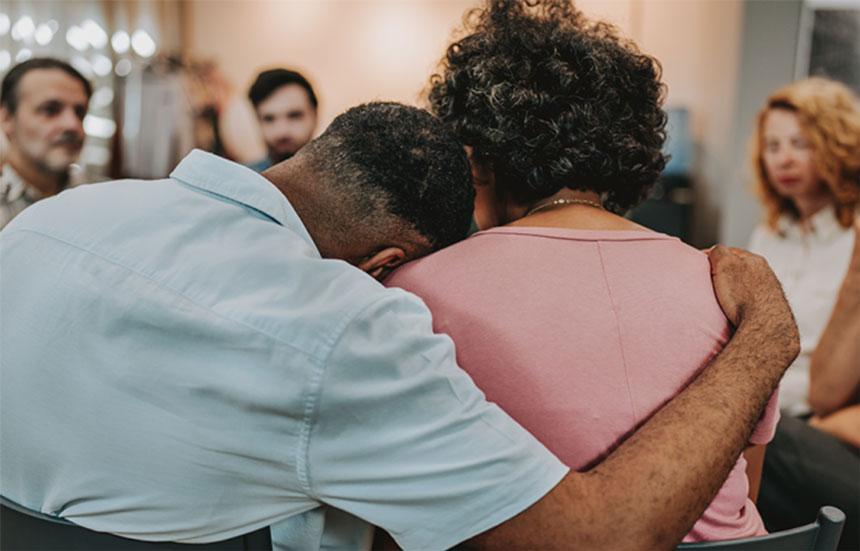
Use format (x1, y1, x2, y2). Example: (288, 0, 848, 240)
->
(387, 227, 778, 542)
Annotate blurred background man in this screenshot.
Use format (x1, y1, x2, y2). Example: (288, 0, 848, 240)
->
(246, 68, 317, 172)
(0, 58, 91, 229)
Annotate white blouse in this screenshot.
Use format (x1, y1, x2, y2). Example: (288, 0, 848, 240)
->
(748, 206, 856, 416)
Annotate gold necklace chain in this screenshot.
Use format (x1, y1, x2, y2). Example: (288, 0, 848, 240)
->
(526, 197, 603, 217)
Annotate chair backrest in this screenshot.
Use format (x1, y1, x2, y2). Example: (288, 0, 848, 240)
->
(676, 507, 846, 551)
(0, 497, 272, 551)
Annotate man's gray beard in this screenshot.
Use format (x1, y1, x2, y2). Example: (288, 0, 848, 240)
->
(28, 152, 73, 190)
(20, 136, 81, 184)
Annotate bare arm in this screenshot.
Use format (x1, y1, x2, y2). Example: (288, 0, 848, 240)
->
(743, 445, 766, 503)
(809, 218, 860, 415)
(468, 246, 799, 551)
(810, 404, 860, 448)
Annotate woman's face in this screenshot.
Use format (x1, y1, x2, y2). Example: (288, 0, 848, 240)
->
(761, 108, 823, 200)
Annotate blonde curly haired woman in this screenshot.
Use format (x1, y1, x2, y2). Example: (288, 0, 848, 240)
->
(748, 77, 859, 549)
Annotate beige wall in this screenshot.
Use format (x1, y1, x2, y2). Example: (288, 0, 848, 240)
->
(184, 0, 646, 160)
(185, 0, 744, 245)
(185, 0, 476, 161)
(638, 0, 744, 245)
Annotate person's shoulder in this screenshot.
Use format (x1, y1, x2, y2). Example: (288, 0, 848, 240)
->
(270, 256, 422, 344)
(601, 230, 706, 270)
(385, 236, 482, 295)
(653, 234, 704, 258)
(633, 236, 717, 292)
(621, 234, 727, 315)
(9, 177, 167, 230)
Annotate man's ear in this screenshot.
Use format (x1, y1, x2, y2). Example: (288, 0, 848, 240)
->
(357, 246, 408, 281)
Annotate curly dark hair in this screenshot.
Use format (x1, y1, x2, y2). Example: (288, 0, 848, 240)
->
(428, 0, 668, 213)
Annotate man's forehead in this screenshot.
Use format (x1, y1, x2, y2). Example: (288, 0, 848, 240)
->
(17, 68, 89, 106)
(257, 84, 315, 115)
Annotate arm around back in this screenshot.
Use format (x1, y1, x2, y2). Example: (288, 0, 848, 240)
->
(304, 290, 569, 551)
(468, 246, 799, 550)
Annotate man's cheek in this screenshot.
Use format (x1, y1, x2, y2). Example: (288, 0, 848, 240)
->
(19, 128, 49, 154)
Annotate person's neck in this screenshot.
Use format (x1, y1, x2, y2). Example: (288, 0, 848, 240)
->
(473, 180, 505, 230)
(793, 193, 832, 230)
(6, 149, 65, 196)
(507, 188, 646, 231)
(261, 159, 316, 235)
(262, 158, 362, 259)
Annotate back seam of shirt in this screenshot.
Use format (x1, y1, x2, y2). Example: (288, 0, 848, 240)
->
(595, 240, 640, 421)
(297, 293, 409, 499)
(4, 227, 322, 359)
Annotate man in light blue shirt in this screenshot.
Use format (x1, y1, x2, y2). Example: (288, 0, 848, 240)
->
(1, 102, 800, 550)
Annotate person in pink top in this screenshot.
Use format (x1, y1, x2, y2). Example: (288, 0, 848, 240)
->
(387, 0, 778, 542)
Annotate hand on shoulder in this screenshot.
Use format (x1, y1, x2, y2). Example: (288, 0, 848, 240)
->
(706, 245, 800, 363)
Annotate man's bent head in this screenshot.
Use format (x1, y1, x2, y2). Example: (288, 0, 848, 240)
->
(265, 102, 474, 280)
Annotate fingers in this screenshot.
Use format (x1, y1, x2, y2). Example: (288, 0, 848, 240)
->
(707, 244, 758, 262)
(706, 244, 741, 260)
(707, 244, 749, 274)
(732, 247, 753, 258)
(724, 246, 755, 260)
(706, 244, 728, 273)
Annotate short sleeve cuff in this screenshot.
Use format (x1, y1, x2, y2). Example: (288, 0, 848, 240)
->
(393, 457, 569, 550)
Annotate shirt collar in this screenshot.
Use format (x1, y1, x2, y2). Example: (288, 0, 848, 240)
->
(809, 205, 845, 241)
(777, 205, 846, 243)
(1, 163, 50, 203)
(170, 150, 316, 248)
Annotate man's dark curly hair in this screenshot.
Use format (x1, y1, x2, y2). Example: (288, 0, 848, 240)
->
(428, 0, 668, 213)
(302, 102, 474, 251)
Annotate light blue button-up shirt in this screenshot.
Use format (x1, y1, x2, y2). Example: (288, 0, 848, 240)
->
(0, 151, 567, 550)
